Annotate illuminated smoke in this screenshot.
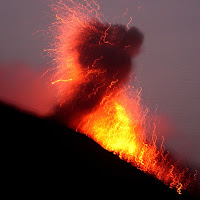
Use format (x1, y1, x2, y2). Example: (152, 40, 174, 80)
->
(53, 19, 144, 127)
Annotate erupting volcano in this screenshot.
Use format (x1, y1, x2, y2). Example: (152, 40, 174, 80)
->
(41, 0, 199, 195)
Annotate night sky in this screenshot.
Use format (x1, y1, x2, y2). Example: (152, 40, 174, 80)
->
(0, 0, 199, 165)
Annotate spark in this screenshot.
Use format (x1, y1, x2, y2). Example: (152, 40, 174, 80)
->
(51, 79, 73, 85)
(99, 23, 113, 45)
(122, 8, 129, 18)
(127, 17, 133, 31)
(91, 56, 103, 68)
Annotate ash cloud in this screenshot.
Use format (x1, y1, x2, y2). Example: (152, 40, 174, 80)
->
(53, 20, 144, 127)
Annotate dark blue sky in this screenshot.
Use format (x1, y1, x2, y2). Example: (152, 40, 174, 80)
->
(0, 0, 199, 165)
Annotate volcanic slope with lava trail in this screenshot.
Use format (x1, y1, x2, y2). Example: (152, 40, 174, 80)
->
(47, 1, 199, 194)
(1, 101, 199, 199)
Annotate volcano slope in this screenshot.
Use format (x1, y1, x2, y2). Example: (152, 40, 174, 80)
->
(0, 101, 199, 199)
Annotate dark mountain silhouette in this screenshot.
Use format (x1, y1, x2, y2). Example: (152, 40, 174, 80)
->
(1, 101, 198, 199)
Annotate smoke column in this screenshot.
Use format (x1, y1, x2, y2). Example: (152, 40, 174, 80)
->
(53, 19, 144, 128)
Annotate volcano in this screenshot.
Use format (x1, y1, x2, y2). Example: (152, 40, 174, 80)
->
(1, 101, 199, 199)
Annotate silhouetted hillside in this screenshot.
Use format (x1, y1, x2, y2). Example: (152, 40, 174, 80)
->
(0, 102, 198, 199)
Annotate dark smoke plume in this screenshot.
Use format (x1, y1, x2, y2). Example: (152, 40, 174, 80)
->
(53, 20, 144, 127)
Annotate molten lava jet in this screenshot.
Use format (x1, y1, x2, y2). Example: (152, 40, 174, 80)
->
(45, 0, 197, 194)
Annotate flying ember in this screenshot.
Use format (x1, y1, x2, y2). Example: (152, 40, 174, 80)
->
(46, 0, 197, 194)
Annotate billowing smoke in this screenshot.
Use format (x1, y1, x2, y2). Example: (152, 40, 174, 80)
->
(53, 19, 144, 127)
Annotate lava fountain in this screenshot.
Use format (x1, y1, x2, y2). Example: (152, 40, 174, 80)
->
(45, 0, 197, 194)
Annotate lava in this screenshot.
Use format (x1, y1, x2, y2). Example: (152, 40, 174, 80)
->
(46, 0, 197, 194)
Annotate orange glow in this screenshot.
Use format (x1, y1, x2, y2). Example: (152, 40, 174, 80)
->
(47, 0, 196, 194)
(78, 88, 192, 194)
(51, 78, 73, 85)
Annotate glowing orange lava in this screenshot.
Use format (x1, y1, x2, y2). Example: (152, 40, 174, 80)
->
(78, 89, 192, 194)
(46, 0, 196, 194)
